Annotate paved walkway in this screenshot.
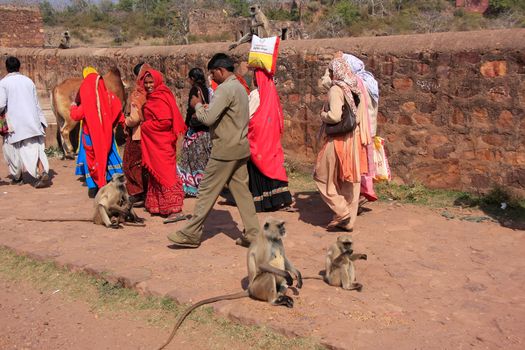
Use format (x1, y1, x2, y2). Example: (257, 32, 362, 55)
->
(0, 158, 524, 349)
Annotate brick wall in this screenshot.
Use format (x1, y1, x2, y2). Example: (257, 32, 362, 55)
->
(0, 6, 44, 48)
(1, 28, 523, 195)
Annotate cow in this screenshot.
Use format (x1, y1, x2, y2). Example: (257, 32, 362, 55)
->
(51, 67, 127, 159)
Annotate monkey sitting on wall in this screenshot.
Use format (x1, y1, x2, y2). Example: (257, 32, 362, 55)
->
(17, 173, 144, 228)
(59, 31, 71, 49)
(155, 217, 302, 350)
(229, 4, 271, 50)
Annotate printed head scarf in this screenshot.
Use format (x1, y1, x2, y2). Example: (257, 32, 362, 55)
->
(343, 54, 379, 103)
(328, 58, 360, 116)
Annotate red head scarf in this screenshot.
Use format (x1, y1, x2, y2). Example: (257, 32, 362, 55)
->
(78, 72, 121, 188)
(140, 69, 186, 188)
(248, 69, 287, 182)
(141, 69, 186, 136)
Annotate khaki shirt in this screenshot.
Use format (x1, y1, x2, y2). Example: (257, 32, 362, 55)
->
(195, 74, 250, 160)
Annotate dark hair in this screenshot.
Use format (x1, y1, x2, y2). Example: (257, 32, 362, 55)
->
(188, 67, 206, 85)
(6, 56, 20, 73)
(207, 53, 235, 72)
(133, 62, 144, 76)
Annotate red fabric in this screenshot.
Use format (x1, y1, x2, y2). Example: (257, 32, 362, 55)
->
(145, 175, 184, 215)
(140, 69, 186, 188)
(123, 138, 144, 196)
(235, 74, 251, 95)
(248, 69, 288, 182)
(70, 73, 122, 188)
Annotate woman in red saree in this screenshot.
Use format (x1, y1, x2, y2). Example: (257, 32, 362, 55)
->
(71, 67, 124, 198)
(247, 69, 293, 212)
(140, 69, 187, 223)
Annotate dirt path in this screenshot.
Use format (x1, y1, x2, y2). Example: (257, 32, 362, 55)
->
(0, 278, 166, 350)
(1, 157, 524, 349)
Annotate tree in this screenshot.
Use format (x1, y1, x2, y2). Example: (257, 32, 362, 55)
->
(39, 0, 57, 25)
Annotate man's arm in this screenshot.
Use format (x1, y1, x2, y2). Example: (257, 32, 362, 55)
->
(194, 85, 231, 126)
(0, 84, 7, 113)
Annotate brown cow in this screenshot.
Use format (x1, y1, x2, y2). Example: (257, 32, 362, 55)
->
(51, 67, 127, 159)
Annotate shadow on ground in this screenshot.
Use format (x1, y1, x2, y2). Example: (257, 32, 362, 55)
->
(454, 192, 525, 231)
(294, 191, 332, 228)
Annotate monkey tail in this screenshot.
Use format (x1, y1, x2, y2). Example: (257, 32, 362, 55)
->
(157, 290, 249, 350)
(16, 218, 92, 222)
(302, 276, 325, 281)
(122, 222, 146, 227)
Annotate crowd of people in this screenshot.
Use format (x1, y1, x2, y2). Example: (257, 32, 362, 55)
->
(0, 51, 380, 246)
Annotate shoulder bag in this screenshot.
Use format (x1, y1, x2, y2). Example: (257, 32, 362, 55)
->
(324, 92, 358, 137)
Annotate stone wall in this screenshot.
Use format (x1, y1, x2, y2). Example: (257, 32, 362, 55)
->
(0, 5, 44, 48)
(1, 28, 523, 195)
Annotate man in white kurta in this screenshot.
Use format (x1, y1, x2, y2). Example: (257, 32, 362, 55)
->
(0, 56, 50, 188)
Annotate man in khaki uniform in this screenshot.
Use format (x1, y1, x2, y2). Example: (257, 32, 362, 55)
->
(168, 53, 260, 248)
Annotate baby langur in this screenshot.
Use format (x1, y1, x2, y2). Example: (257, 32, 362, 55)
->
(325, 235, 367, 291)
(17, 174, 144, 228)
(156, 217, 302, 350)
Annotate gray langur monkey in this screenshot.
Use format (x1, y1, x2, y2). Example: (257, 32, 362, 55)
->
(324, 235, 367, 291)
(93, 173, 144, 228)
(59, 31, 71, 49)
(155, 217, 302, 350)
(247, 217, 302, 306)
(229, 4, 271, 50)
(17, 173, 144, 228)
(304, 235, 367, 291)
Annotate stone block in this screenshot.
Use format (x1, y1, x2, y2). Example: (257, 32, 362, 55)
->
(377, 111, 388, 124)
(414, 113, 432, 125)
(480, 61, 507, 78)
(451, 108, 465, 126)
(398, 115, 413, 125)
(415, 62, 430, 75)
(471, 107, 490, 128)
(425, 134, 448, 146)
(400, 101, 417, 113)
(436, 65, 450, 78)
(393, 77, 413, 91)
(288, 94, 301, 104)
(497, 110, 514, 130)
(433, 144, 455, 159)
(488, 86, 511, 103)
(413, 160, 460, 188)
(481, 134, 506, 147)
(452, 52, 481, 65)
(380, 61, 394, 76)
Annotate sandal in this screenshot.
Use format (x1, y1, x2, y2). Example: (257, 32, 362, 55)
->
(281, 205, 299, 213)
(163, 213, 188, 224)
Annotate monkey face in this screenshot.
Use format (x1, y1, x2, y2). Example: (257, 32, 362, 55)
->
(337, 235, 353, 254)
(111, 173, 126, 184)
(263, 217, 286, 240)
(250, 5, 260, 15)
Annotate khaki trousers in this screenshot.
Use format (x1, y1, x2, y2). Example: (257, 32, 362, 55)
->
(314, 142, 360, 229)
(178, 157, 260, 241)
